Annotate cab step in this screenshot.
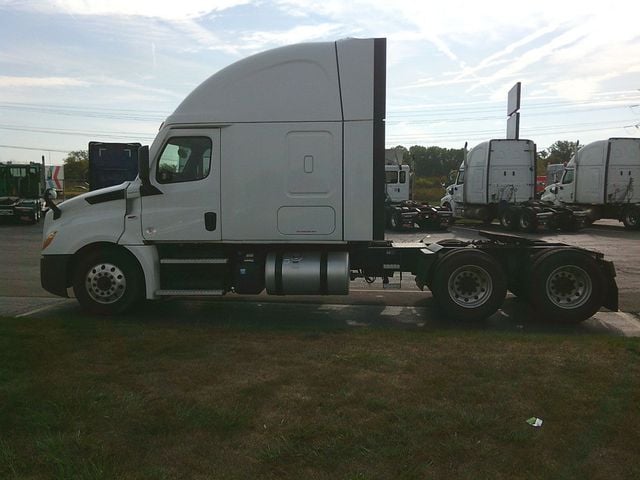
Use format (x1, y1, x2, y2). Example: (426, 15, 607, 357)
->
(155, 289, 225, 296)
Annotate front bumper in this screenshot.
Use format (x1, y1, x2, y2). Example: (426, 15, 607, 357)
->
(40, 255, 72, 297)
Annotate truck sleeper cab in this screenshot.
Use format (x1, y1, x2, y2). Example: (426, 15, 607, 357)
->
(40, 38, 618, 324)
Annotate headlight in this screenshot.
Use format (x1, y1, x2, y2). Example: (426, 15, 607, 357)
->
(42, 231, 58, 250)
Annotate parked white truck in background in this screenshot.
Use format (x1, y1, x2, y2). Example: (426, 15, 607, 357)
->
(39, 38, 618, 323)
(384, 163, 452, 230)
(441, 139, 586, 232)
(541, 138, 640, 229)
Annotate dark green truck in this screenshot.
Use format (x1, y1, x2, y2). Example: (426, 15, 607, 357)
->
(0, 162, 43, 223)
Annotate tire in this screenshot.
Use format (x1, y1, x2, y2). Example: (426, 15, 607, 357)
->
(479, 208, 494, 226)
(73, 248, 144, 315)
(545, 215, 559, 231)
(431, 250, 507, 321)
(622, 206, 640, 230)
(390, 212, 402, 231)
(499, 209, 517, 231)
(528, 249, 605, 323)
(517, 208, 538, 233)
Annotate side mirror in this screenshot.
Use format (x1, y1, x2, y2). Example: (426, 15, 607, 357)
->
(44, 187, 57, 201)
(138, 146, 150, 185)
(43, 187, 61, 219)
(551, 186, 558, 195)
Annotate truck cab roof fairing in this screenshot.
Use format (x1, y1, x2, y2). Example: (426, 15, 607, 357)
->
(165, 42, 346, 125)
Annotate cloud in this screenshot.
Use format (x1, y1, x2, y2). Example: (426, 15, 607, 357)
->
(239, 23, 345, 50)
(0, 76, 90, 87)
(44, 0, 252, 20)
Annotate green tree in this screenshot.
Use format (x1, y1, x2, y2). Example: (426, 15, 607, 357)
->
(63, 150, 89, 181)
(408, 145, 463, 177)
(537, 140, 579, 175)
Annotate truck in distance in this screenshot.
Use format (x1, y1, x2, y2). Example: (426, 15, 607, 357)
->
(541, 138, 640, 229)
(40, 38, 618, 324)
(441, 139, 586, 232)
(0, 162, 43, 223)
(384, 163, 452, 230)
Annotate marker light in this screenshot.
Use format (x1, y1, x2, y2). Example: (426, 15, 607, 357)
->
(42, 231, 58, 250)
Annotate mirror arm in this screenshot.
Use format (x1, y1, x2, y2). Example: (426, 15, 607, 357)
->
(44, 190, 62, 219)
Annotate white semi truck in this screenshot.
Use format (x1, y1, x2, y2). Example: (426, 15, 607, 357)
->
(541, 138, 640, 229)
(441, 139, 586, 232)
(40, 38, 618, 323)
(384, 164, 453, 230)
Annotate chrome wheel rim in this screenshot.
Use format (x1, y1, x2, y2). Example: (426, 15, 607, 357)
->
(447, 265, 493, 308)
(85, 263, 126, 304)
(545, 265, 592, 309)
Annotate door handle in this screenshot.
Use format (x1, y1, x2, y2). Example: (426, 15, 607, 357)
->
(204, 212, 217, 231)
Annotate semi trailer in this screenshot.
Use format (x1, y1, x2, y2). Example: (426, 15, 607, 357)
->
(541, 138, 640, 229)
(441, 139, 587, 232)
(384, 164, 452, 230)
(40, 38, 618, 323)
(88, 142, 141, 191)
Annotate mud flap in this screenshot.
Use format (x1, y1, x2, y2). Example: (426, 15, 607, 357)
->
(601, 260, 619, 311)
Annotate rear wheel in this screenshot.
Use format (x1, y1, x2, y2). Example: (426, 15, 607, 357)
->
(431, 250, 507, 321)
(517, 208, 538, 233)
(73, 248, 144, 315)
(528, 249, 604, 323)
(622, 206, 640, 230)
(499, 209, 517, 231)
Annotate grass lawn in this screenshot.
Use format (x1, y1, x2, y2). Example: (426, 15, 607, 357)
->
(1, 314, 639, 479)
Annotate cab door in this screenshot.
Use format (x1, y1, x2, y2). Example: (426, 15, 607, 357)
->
(557, 168, 575, 203)
(141, 129, 221, 241)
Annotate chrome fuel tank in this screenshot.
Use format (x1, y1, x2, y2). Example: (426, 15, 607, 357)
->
(265, 251, 349, 295)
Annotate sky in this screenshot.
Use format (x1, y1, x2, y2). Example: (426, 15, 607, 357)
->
(1, 0, 639, 165)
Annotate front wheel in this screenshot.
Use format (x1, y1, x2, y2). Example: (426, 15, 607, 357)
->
(528, 249, 604, 323)
(73, 249, 144, 315)
(430, 250, 507, 321)
(622, 206, 640, 230)
(390, 212, 402, 230)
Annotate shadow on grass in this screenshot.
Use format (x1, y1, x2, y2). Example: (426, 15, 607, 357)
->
(36, 294, 598, 339)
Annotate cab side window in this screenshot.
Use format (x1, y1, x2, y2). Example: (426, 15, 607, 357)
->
(385, 171, 398, 184)
(456, 170, 465, 185)
(157, 137, 212, 184)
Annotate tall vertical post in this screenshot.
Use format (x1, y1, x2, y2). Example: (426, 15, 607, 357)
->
(507, 82, 521, 140)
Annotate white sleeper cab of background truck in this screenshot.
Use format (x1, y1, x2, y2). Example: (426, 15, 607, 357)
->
(541, 138, 640, 229)
(41, 38, 618, 323)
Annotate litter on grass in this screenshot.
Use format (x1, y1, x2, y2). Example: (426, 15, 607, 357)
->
(526, 417, 543, 427)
